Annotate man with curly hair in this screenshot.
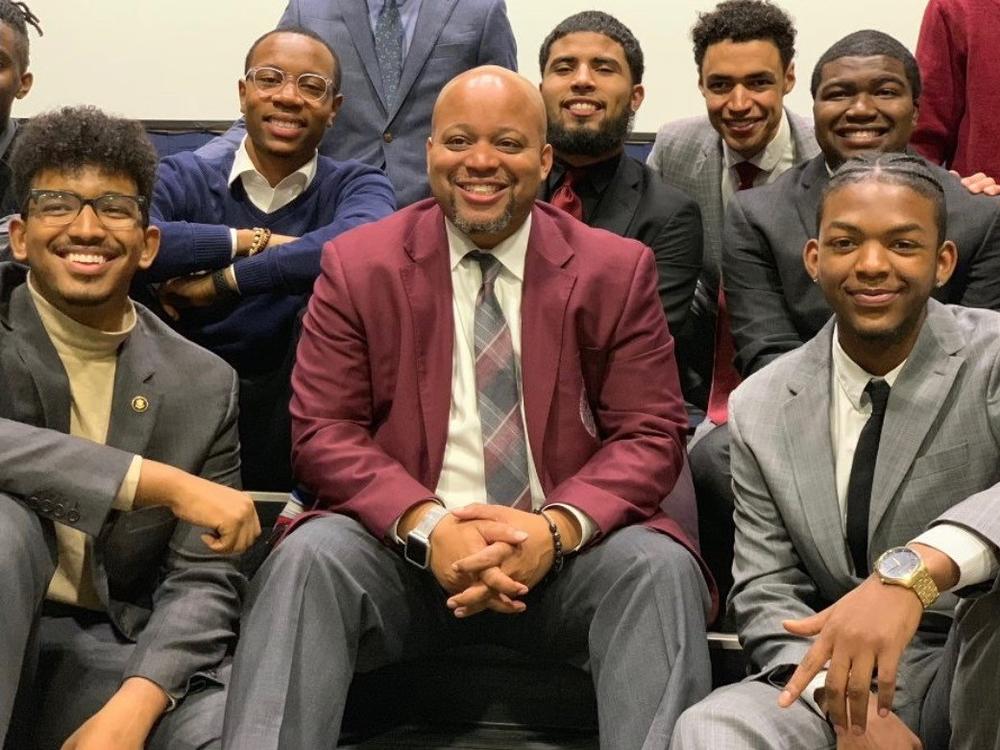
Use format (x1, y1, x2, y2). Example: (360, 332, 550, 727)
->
(0, 105, 260, 749)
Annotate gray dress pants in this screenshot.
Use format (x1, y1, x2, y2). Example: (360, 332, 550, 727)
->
(222, 514, 712, 750)
(0, 495, 226, 750)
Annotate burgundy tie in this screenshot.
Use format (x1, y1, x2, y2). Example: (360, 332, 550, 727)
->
(549, 169, 584, 221)
(706, 161, 763, 425)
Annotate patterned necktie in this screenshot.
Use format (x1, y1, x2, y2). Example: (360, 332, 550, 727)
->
(846, 379, 891, 577)
(549, 169, 584, 221)
(706, 162, 764, 424)
(374, 0, 403, 107)
(468, 251, 532, 510)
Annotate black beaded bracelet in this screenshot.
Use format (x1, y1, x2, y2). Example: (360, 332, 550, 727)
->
(536, 509, 564, 575)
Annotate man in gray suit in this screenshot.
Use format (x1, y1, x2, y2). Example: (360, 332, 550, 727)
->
(0, 106, 260, 749)
(672, 154, 1000, 749)
(646, 0, 818, 607)
(202, 0, 517, 207)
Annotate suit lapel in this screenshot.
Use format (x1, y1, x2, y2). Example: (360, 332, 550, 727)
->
(391, 0, 458, 121)
(590, 156, 640, 237)
(8, 285, 71, 431)
(869, 303, 964, 538)
(694, 137, 725, 259)
(105, 316, 161, 455)
(400, 208, 454, 484)
(521, 207, 576, 481)
(782, 323, 851, 577)
(340, 0, 386, 111)
(794, 155, 828, 238)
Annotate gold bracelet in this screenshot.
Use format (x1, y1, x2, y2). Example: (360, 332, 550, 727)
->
(247, 226, 272, 256)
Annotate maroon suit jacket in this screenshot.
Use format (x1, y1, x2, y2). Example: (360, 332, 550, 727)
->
(290, 199, 714, 610)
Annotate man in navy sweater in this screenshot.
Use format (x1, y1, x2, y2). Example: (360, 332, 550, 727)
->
(146, 26, 396, 490)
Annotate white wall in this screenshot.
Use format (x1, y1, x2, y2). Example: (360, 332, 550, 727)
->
(21, 0, 924, 131)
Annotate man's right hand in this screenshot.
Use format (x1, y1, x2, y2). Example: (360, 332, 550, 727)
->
(134, 460, 260, 554)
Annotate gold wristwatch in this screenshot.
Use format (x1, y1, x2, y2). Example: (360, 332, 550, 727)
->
(874, 546, 940, 608)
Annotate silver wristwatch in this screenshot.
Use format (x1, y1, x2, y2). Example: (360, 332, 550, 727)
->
(403, 505, 450, 569)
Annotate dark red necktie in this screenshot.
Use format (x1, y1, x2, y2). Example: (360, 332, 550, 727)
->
(549, 169, 584, 221)
(706, 161, 763, 425)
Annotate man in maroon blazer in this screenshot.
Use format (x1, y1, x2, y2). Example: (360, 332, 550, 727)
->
(222, 65, 713, 750)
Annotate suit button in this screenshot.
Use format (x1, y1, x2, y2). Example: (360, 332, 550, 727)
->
(67, 510, 80, 524)
(53, 502, 66, 519)
(39, 498, 53, 513)
(26, 495, 39, 508)
(383, 131, 393, 143)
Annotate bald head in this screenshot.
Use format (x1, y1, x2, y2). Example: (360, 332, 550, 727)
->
(426, 65, 553, 249)
(432, 65, 548, 143)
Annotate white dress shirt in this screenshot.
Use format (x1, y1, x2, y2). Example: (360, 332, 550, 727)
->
(721, 111, 796, 209)
(428, 216, 596, 548)
(225, 136, 319, 254)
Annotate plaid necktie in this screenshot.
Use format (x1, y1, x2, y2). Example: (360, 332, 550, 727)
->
(468, 251, 532, 509)
(374, 0, 403, 106)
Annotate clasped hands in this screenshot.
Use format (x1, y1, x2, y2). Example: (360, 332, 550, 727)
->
(404, 502, 581, 618)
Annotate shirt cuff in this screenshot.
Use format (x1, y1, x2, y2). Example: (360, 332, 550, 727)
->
(543, 503, 596, 551)
(111, 455, 142, 511)
(911, 524, 1000, 591)
(801, 669, 829, 717)
(230, 228, 238, 258)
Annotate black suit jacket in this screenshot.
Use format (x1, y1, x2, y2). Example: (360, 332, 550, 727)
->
(545, 154, 703, 333)
(724, 153, 1000, 375)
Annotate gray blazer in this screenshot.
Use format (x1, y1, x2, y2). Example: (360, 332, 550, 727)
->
(725, 154, 1000, 376)
(0, 263, 245, 697)
(728, 301, 1000, 714)
(646, 108, 819, 291)
(203, 0, 517, 208)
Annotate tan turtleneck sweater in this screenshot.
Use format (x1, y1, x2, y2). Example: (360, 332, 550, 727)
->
(28, 276, 142, 610)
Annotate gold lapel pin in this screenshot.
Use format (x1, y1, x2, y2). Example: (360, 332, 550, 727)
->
(131, 395, 150, 413)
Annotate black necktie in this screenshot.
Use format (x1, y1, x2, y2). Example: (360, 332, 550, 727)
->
(845, 379, 891, 576)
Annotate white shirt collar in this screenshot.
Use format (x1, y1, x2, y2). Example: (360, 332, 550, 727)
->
(227, 136, 318, 213)
(831, 324, 906, 410)
(446, 213, 532, 282)
(723, 109, 792, 172)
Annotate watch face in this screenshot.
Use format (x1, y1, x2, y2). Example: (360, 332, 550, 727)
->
(879, 547, 920, 579)
(405, 536, 430, 569)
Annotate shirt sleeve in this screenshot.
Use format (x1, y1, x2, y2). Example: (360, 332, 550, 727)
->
(911, 523, 1000, 590)
(544, 503, 596, 551)
(110, 455, 143, 511)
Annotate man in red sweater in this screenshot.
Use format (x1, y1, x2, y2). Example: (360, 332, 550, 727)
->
(912, 0, 1000, 179)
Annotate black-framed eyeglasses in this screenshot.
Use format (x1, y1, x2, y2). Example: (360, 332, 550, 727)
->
(246, 66, 334, 103)
(24, 190, 147, 229)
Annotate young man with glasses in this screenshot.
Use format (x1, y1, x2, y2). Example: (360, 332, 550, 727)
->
(1, 105, 260, 749)
(144, 26, 396, 491)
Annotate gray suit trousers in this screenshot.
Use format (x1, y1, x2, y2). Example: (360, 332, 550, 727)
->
(669, 582, 1000, 750)
(0, 496, 226, 750)
(223, 514, 712, 750)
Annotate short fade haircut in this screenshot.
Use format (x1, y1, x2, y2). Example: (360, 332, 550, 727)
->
(0, 1, 42, 72)
(692, 0, 796, 72)
(819, 153, 947, 246)
(810, 30, 921, 101)
(11, 105, 159, 225)
(244, 25, 342, 95)
(539, 11, 644, 85)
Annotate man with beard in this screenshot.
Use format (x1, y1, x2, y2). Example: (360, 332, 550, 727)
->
(221, 65, 713, 749)
(538, 11, 703, 333)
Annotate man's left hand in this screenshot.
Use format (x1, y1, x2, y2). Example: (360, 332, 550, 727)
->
(956, 170, 1000, 196)
(61, 677, 168, 750)
(157, 274, 218, 319)
(777, 576, 923, 733)
(446, 504, 582, 617)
